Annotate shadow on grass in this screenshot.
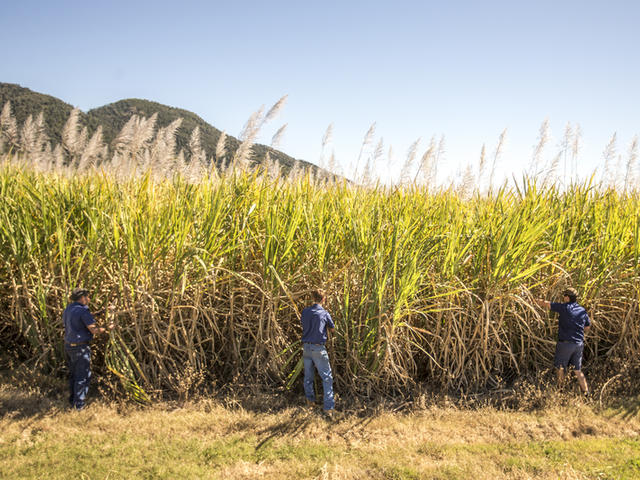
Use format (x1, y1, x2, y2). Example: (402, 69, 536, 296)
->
(606, 396, 640, 421)
(255, 407, 316, 451)
(253, 404, 377, 453)
(0, 388, 65, 420)
(0, 366, 68, 420)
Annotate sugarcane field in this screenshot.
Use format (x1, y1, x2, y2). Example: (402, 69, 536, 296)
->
(2, 2, 640, 479)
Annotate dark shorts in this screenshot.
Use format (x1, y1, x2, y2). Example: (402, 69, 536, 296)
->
(554, 342, 584, 370)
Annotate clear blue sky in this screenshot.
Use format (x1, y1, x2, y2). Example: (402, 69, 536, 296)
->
(1, 0, 639, 184)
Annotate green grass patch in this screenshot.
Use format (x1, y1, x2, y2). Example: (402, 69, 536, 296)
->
(4, 430, 639, 479)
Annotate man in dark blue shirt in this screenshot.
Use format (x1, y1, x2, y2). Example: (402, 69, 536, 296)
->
(63, 288, 114, 410)
(536, 287, 591, 395)
(301, 289, 335, 416)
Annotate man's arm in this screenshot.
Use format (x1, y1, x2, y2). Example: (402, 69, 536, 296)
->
(326, 312, 335, 336)
(83, 309, 115, 335)
(87, 323, 115, 335)
(584, 313, 591, 334)
(534, 299, 551, 309)
(326, 327, 334, 343)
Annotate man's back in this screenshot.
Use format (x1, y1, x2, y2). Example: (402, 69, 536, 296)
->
(301, 303, 334, 344)
(63, 302, 95, 344)
(550, 301, 590, 343)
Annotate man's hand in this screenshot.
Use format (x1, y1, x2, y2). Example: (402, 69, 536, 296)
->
(534, 298, 551, 310)
(87, 324, 103, 335)
(88, 323, 115, 335)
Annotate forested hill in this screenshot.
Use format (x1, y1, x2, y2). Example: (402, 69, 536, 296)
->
(0, 83, 77, 147)
(0, 82, 313, 172)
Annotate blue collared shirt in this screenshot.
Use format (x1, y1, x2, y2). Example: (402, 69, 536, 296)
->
(550, 301, 591, 343)
(63, 302, 96, 344)
(301, 303, 334, 344)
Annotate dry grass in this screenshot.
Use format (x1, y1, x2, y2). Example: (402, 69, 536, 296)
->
(2, 377, 640, 479)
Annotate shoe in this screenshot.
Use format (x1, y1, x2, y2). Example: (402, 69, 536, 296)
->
(323, 409, 334, 420)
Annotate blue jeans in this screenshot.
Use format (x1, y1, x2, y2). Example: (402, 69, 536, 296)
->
(65, 344, 92, 409)
(303, 343, 334, 410)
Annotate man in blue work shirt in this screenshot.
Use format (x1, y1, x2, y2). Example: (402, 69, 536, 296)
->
(536, 287, 591, 395)
(63, 288, 114, 410)
(301, 289, 335, 417)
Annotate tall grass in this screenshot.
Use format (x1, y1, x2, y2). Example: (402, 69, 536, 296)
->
(1, 158, 639, 400)
(1, 102, 639, 400)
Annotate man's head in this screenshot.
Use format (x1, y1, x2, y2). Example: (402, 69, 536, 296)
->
(562, 287, 578, 303)
(70, 288, 90, 305)
(311, 289, 325, 304)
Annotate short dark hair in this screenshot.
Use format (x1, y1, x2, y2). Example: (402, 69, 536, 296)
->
(563, 287, 578, 303)
(311, 289, 325, 303)
(70, 288, 89, 301)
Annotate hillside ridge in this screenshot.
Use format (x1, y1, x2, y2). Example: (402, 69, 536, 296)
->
(0, 82, 314, 172)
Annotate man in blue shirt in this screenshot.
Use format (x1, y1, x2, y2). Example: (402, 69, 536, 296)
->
(535, 287, 591, 395)
(301, 289, 335, 416)
(63, 288, 114, 410)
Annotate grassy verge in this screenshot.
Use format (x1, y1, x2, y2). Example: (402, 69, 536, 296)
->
(2, 382, 640, 479)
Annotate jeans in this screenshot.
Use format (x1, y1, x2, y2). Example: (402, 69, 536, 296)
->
(65, 344, 91, 409)
(303, 343, 334, 410)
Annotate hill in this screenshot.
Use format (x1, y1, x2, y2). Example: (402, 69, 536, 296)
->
(0, 82, 314, 172)
(0, 83, 79, 147)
